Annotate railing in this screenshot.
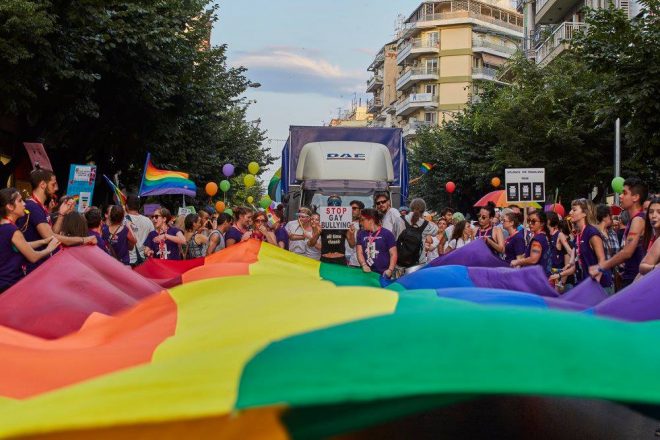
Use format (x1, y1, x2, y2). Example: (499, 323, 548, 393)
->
(472, 38, 519, 55)
(396, 67, 440, 90)
(536, 0, 551, 13)
(367, 97, 383, 111)
(472, 66, 498, 79)
(403, 120, 435, 137)
(366, 74, 383, 91)
(535, 22, 586, 65)
(397, 37, 441, 63)
(404, 0, 524, 32)
(395, 93, 438, 115)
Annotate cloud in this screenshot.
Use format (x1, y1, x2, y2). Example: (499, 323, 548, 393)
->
(232, 47, 367, 98)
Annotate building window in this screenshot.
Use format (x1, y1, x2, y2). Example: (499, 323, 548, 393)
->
(425, 84, 437, 95)
(424, 112, 437, 123)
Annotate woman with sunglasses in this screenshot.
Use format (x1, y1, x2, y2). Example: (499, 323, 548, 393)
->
(285, 207, 314, 256)
(251, 211, 278, 245)
(144, 208, 185, 260)
(475, 201, 504, 255)
(552, 199, 612, 292)
(225, 207, 254, 248)
(510, 211, 551, 274)
(356, 208, 397, 278)
(1, 188, 61, 293)
(639, 197, 660, 276)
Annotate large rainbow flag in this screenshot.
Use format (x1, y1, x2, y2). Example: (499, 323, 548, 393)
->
(1, 241, 659, 438)
(138, 153, 196, 197)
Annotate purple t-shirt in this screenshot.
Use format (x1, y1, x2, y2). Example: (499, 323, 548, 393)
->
(356, 227, 396, 274)
(504, 231, 526, 263)
(145, 227, 182, 260)
(225, 226, 245, 247)
(15, 199, 51, 273)
(89, 230, 109, 254)
(622, 211, 646, 281)
(275, 226, 289, 249)
(0, 224, 26, 292)
(525, 232, 550, 275)
(103, 225, 131, 265)
(578, 225, 612, 288)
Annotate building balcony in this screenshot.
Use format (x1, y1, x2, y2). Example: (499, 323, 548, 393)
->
(402, 0, 523, 38)
(397, 38, 441, 65)
(535, 0, 583, 24)
(396, 67, 439, 91)
(366, 74, 383, 93)
(472, 37, 519, 57)
(535, 22, 586, 66)
(367, 51, 385, 72)
(367, 97, 383, 114)
(472, 66, 498, 80)
(395, 93, 438, 116)
(403, 120, 435, 138)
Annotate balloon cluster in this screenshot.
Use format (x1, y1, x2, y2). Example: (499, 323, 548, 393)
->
(204, 161, 267, 213)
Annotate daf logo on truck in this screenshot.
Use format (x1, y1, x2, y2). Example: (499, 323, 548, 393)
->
(326, 153, 366, 160)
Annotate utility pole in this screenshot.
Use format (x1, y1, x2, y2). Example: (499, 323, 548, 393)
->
(614, 118, 621, 205)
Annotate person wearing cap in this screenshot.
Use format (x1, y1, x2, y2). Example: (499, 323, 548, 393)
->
(444, 211, 465, 242)
(308, 195, 356, 265)
(398, 206, 410, 218)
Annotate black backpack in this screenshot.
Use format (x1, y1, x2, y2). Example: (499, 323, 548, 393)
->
(396, 219, 428, 267)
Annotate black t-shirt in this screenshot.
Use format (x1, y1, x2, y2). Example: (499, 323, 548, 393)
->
(321, 229, 347, 255)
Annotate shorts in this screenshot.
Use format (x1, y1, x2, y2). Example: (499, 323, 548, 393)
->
(320, 256, 347, 265)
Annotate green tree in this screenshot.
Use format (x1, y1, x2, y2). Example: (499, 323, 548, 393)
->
(0, 0, 273, 204)
(572, 0, 660, 180)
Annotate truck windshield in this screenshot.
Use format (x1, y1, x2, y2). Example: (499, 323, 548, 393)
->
(303, 191, 374, 211)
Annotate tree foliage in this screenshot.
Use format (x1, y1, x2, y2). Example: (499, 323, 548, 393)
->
(409, 2, 659, 211)
(0, 0, 272, 204)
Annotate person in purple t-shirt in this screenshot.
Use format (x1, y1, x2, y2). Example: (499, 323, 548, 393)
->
(590, 178, 648, 289)
(502, 211, 526, 263)
(102, 205, 137, 265)
(225, 207, 253, 247)
(356, 208, 397, 278)
(85, 207, 110, 254)
(144, 208, 186, 260)
(511, 211, 550, 275)
(0, 188, 60, 292)
(15, 169, 96, 273)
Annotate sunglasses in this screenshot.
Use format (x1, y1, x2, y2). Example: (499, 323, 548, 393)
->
(479, 215, 488, 220)
(351, 206, 360, 210)
(375, 200, 388, 206)
(528, 219, 539, 224)
(150, 215, 162, 219)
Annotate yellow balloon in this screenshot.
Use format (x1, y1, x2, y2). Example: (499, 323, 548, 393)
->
(247, 196, 254, 204)
(244, 174, 256, 188)
(248, 162, 260, 175)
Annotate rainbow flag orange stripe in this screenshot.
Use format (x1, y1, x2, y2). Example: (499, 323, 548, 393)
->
(139, 153, 196, 197)
(420, 162, 434, 174)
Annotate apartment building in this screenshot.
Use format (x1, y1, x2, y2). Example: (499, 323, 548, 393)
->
(366, 40, 399, 128)
(522, 0, 638, 66)
(366, 0, 523, 139)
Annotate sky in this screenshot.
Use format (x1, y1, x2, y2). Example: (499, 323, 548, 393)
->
(211, 0, 421, 179)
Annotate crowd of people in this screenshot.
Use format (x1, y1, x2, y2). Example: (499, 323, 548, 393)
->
(0, 170, 658, 295)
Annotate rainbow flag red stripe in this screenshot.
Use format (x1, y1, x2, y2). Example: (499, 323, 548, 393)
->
(139, 153, 196, 197)
(103, 174, 127, 208)
(420, 162, 434, 174)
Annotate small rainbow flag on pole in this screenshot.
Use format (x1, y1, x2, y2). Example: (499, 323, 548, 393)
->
(138, 153, 196, 197)
(420, 162, 434, 174)
(103, 175, 127, 208)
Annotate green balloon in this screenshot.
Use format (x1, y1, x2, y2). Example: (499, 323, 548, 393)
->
(224, 208, 233, 217)
(259, 197, 272, 209)
(611, 176, 625, 194)
(220, 180, 231, 192)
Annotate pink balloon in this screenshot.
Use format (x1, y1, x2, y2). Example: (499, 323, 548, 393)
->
(445, 181, 456, 194)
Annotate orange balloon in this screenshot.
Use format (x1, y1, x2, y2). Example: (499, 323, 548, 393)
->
(491, 177, 501, 188)
(215, 201, 225, 213)
(205, 182, 218, 197)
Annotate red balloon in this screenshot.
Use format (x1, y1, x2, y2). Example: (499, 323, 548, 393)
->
(550, 203, 565, 217)
(445, 181, 456, 194)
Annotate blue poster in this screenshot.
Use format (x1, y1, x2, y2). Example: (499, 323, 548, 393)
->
(66, 164, 97, 212)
